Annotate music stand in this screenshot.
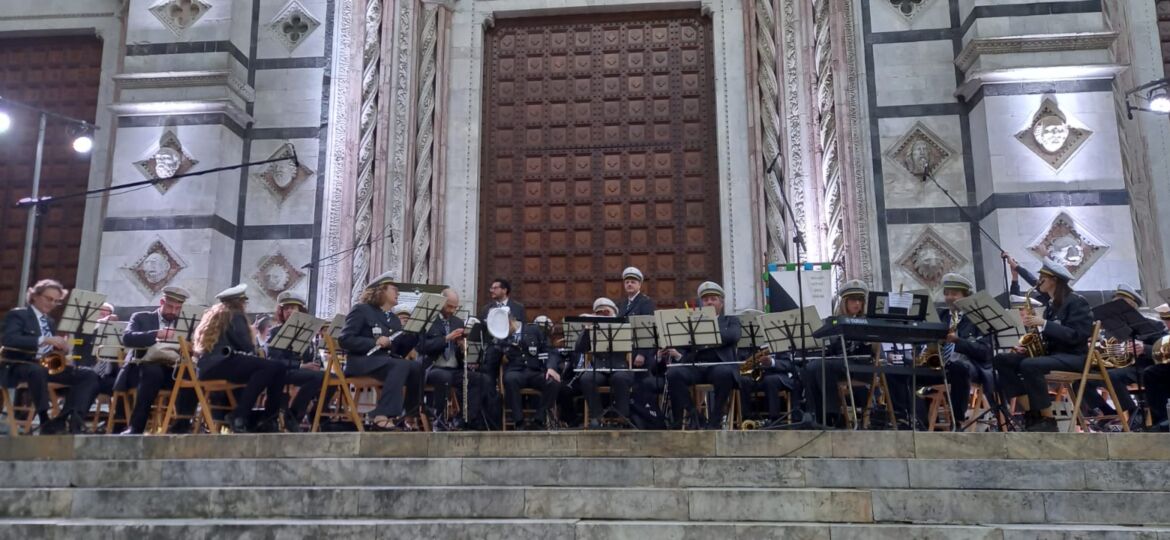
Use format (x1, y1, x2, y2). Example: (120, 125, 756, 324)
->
(655, 307, 721, 355)
(94, 321, 128, 362)
(738, 310, 765, 351)
(954, 291, 1023, 431)
(1093, 299, 1164, 342)
(760, 307, 821, 354)
(404, 293, 446, 334)
(327, 314, 346, 341)
(563, 319, 590, 351)
(57, 289, 107, 338)
(174, 304, 206, 343)
(268, 312, 326, 362)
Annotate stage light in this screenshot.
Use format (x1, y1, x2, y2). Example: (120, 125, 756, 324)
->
(1149, 90, 1170, 113)
(70, 123, 94, 153)
(0, 111, 10, 133)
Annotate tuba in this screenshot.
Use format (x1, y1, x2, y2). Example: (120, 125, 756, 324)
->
(1018, 286, 1047, 357)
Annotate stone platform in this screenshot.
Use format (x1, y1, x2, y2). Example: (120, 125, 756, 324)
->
(1, 431, 1168, 539)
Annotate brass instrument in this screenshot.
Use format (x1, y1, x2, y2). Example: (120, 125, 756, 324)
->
(739, 348, 770, 382)
(1019, 286, 1047, 357)
(740, 419, 761, 430)
(915, 310, 960, 370)
(1096, 337, 1135, 369)
(40, 351, 68, 375)
(1154, 335, 1170, 365)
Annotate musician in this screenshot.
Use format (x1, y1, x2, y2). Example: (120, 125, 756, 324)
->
(193, 284, 288, 433)
(416, 288, 491, 430)
(480, 278, 526, 324)
(1, 279, 101, 434)
(339, 272, 423, 431)
(737, 348, 803, 427)
(1080, 284, 1149, 426)
(663, 282, 742, 430)
(73, 302, 121, 397)
(1143, 304, 1170, 430)
(801, 280, 871, 428)
(487, 307, 561, 430)
(992, 260, 1093, 432)
(577, 297, 635, 428)
(264, 291, 325, 433)
(618, 266, 662, 416)
(118, 287, 198, 434)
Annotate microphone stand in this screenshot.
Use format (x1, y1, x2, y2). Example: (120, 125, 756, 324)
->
(918, 164, 1012, 296)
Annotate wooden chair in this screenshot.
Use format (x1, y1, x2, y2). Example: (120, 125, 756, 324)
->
(919, 384, 954, 431)
(731, 387, 792, 429)
(311, 334, 364, 432)
(0, 385, 25, 435)
(105, 389, 135, 434)
(160, 337, 245, 434)
(1045, 322, 1130, 432)
(499, 363, 550, 431)
(580, 352, 630, 429)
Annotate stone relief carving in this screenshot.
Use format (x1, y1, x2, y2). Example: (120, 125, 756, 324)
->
(149, 0, 211, 37)
(754, 0, 788, 262)
(886, 122, 954, 179)
(837, 0, 876, 284)
(253, 142, 314, 204)
(384, 0, 417, 286)
(268, 0, 321, 53)
(124, 238, 187, 295)
(885, 0, 933, 22)
(410, 5, 440, 283)
(1014, 98, 1092, 171)
(1027, 211, 1109, 280)
(896, 227, 967, 289)
(252, 248, 307, 300)
(133, 130, 199, 194)
(350, 0, 383, 304)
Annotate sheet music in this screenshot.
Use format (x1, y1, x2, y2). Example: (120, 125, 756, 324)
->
(94, 321, 127, 359)
(737, 309, 765, 349)
(629, 315, 659, 349)
(590, 322, 633, 354)
(269, 312, 326, 355)
(955, 291, 1025, 349)
(173, 304, 207, 341)
(888, 292, 913, 311)
(655, 307, 720, 349)
(403, 293, 446, 334)
(58, 289, 107, 335)
(760, 306, 821, 352)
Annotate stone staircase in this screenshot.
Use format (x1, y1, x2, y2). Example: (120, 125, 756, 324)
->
(1, 431, 1168, 539)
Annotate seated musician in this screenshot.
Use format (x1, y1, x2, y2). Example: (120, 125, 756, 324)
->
(338, 272, 422, 431)
(992, 260, 1093, 432)
(801, 280, 871, 428)
(577, 297, 634, 428)
(73, 302, 120, 398)
(416, 288, 492, 431)
(737, 348, 803, 427)
(486, 307, 561, 429)
(264, 291, 325, 433)
(1077, 284, 1148, 427)
(118, 287, 198, 434)
(193, 284, 288, 433)
(910, 273, 994, 428)
(1144, 304, 1170, 430)
(662, 281, 742, 430)
(1, 279, 101, 434)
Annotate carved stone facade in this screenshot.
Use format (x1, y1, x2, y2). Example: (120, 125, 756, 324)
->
(132, 130, 199, 194)
(1027, 211, 1110, 281)
(896, 227, 967, 290)
(1014, 98, 1093, 171)
(149, 0, 210, 37)
(267, 0, 321, 53)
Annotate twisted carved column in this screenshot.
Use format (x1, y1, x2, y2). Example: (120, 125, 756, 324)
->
(350, 0, 382, 303)
(754, 0, 788, 263)
(409, 4, 439, 283)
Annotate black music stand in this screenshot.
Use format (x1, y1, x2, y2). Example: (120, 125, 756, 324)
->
(173, 303, 206, 344)
(268, 312, 325, 365)
(760, 307, 821, 427)
(93, 320, 127, 363)
(579, 316, 636, 427)
(1094, 299, 1164, 343)
(738, 310, 765, 352)
(955, 291, 1023, 431)
(403, 293, 446, 334)
(655, 307, 721, 358)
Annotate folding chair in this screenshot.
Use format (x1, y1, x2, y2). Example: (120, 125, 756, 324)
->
(311, 334, 364, 432)
(1046, 322, 1130, 432)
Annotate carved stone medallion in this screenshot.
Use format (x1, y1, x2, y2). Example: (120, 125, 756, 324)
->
(133, 130, 199, 194)
(1027, 211, 1109, 280)
(252, 249, 306, 300)
(267, 1, 321, 53)
(1014, 98, 1092, 171)
(896, 226, 967, 289)
(253, 142, 314, 203)
(125, 238, 187, 295)
(149, 0, 211, 37)
(885, 0, 934, 22)
(886, 122, 954, 178)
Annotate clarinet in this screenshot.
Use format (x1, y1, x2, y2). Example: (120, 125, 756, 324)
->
(367, 327, 403, 356)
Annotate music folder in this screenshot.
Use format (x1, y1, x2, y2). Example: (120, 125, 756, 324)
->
(1093, 298, 1165, 342)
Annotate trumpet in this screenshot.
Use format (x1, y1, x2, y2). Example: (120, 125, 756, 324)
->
(1019, 286, 1047, 357)
(0, 346, 70, 375)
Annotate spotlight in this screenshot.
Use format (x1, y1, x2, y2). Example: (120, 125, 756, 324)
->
(1149, 89, 1170, 113)
(0, 111, 10, 133)
(69, 123, 94, 153)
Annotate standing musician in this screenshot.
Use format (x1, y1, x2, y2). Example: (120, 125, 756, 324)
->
(1143, 304, 1170, 430)
(193, 284, 288, 433)
(487, 307, 561, 430)
(1, 279, 101, 434)
(480, 278, 526, 325)
(992, 259, 1093, 432)
(662, 281, 742, 430)
(118, 287, 198, 434)
(618, 267, 662, 419)
(339, 272, 422, 431)
(264, 291, 325, 433)
(801, 280, 871, 428)
(416, 288, 491, 430)
(577, 297, 634, 428)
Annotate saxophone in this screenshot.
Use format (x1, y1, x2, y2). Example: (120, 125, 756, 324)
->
(1019, 286, 1047, 357)
(738, 348, 770, 382)
(915, 310, 959, 369)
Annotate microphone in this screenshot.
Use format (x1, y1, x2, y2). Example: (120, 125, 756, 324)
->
(291, 145, 300, 168)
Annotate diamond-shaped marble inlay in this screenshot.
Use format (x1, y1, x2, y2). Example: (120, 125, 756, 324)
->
(126, 238, 187, 295)
(253, 142, 314, 204)
(897, 226, 968, 289)
(267, 1, 321, 53)
(886, 0, 934, 22)
(133, 130, 199, 195)
(886, 122, 954, 179)
(252, 249, 306, 300)
(149, 0, 212, 37)
(1027, 211, 1109, 280)
(1014, 98, 1092, 171)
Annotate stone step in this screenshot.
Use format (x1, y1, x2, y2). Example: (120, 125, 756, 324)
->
(3, 456, 1168, 492)
(2, 486, 1167, 525)
(4, 431, 1168, 462)
(0, 519, 1166, 540)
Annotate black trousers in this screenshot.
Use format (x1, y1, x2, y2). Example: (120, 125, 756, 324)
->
(426, 366, 491, 424)
(665, 364, 737, 428)
(994, 351, 1084, 411)
(199, 355, 286, 418)
(503, 368, 560, 424)
(350, 355, 423, 418)
(801, 357, 865, 423)
(284, 368, 326, 420)
(1081, 365, 1140, 415)
(1144, 364, 1170, 424)
(912, 358, 992, 424)
(122, 363, 197, 433)
(5, 363, 100, 417)
(737, 372, 799, 420)
(579, 370, 634, 418)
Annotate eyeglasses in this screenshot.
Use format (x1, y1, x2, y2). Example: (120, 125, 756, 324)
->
(39, 294, 64, 305)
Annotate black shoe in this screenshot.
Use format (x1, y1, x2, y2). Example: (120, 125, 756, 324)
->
(283, 411, 302, 433)
(167, 420, 192, 434)
(587, 419, 601, 429)
(1026, 417, 1059, 432)
(67, 413, 84, 434)
(225, 413, 249, 434)
(39, 416, 66, 435)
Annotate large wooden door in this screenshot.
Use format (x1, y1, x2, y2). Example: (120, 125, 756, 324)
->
(479, 11, 723, 322)
(0, 36, 102, 307)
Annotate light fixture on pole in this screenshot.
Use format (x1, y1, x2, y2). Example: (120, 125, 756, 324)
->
(0, 110, 10, 133)
(1125, 78, 1170, 118)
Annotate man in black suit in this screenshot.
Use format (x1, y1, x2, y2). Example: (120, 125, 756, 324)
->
(265, 290, 326, 433)
(480, 278, 526, 324)
(486, 306, 561, 429)
(663, 281, 742, 429)
(1, 279, 100, 434)
(416, 288, 492, 430)
(118, 287, 198, 434)
(339, 272, 421, 430)
(993, 260, 1094, 432)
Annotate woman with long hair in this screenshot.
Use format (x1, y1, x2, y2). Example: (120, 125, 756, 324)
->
(992, 259, 1093, 432)
(193, 284, 287, 433)
(801, 280, 872, 428)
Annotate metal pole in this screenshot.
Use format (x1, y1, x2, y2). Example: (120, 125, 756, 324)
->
(17, 112, 47, 307)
